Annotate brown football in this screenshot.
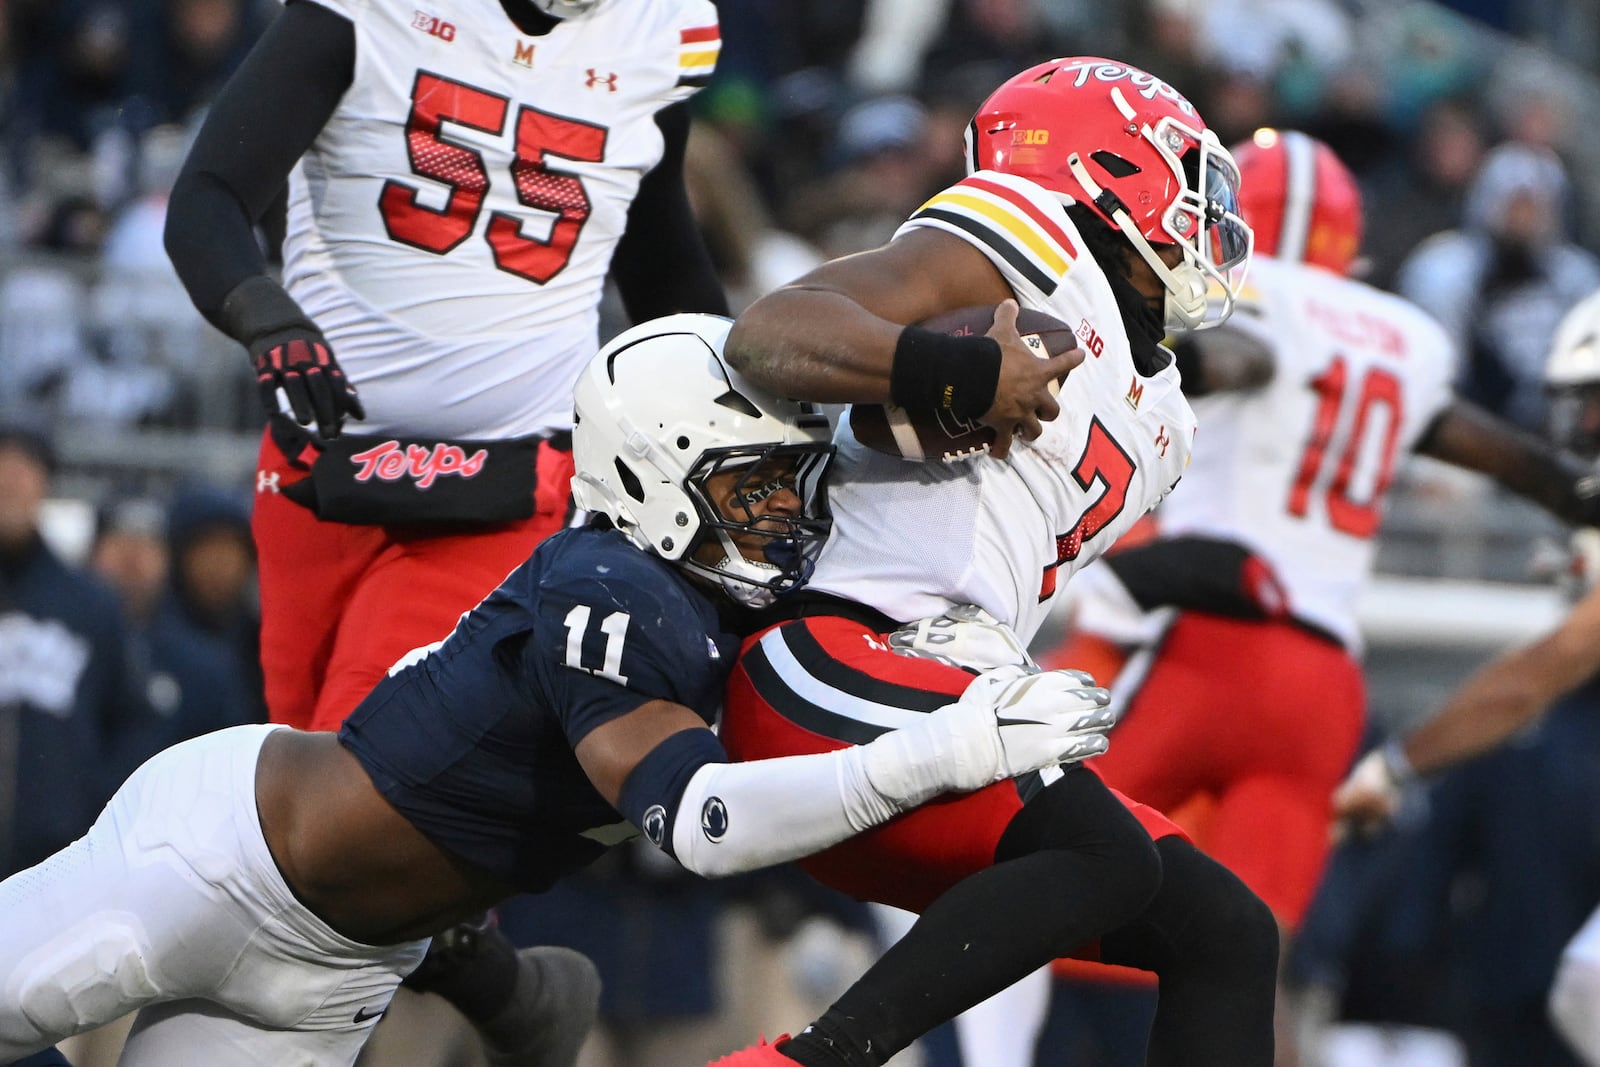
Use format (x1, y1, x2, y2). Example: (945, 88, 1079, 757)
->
(848, 305, 1079, 463)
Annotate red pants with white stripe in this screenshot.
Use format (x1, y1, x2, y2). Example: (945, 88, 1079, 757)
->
(1048, 612, 1365, 927)
(721, 615, 1184, 917)
(251, 427, 575, 731)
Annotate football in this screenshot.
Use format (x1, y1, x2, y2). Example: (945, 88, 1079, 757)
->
(848, 305, 1079, 463)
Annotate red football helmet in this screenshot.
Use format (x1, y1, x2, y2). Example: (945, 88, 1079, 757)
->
(967, 56, 1252, 331)
(1232, 128, 1362, 276)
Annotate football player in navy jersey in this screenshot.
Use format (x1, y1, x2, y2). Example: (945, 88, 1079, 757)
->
(164, 0, 736, 1058)
(0, 317, 1121, 1067)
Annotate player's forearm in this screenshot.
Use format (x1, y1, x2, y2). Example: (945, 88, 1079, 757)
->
(653, 670, 1113, 878)
(1401, 652, 1557, 775)
(165, 170, 279, 330)
(725, 285, 904, 404)
(665, 742, 924, 879)
(1170, 324, 1274, 396)
(1420, 400, 1600, 525)
(1403, 585, 1600, 777)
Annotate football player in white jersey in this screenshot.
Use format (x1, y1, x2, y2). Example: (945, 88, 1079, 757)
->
(162, 0, 727, 1062)
(708, 58, 1281, 1067)
(1334, 288, 1600, 1066)
(1049, 131, 1600, 1063)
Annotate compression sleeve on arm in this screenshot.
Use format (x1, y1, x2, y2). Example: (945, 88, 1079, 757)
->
(163, 0, 355, 326)
(617, 712, 979, 879)
(609, 102, 729, 321)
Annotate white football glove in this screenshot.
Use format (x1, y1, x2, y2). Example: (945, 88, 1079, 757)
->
(887, 604, 1039, 672)
(861, 664, 1115, 808)
(1574, 528, 1600, 591)
(1331, 740, 1414, 838)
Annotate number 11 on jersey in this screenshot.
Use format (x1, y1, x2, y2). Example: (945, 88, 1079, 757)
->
(563, 605, 631, 685)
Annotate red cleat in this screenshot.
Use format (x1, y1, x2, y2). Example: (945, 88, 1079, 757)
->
(708, 1034, 793, 1065)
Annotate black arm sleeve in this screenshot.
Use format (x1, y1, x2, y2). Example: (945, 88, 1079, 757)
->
(163, 0, 355, 327)
(609, 102, 729, 321)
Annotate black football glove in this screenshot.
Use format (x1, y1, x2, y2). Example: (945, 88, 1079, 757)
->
(217, 276, 365, 440)
(249, 326, 365, 440)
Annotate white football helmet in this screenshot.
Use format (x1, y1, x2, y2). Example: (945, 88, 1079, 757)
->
(573, 314, 835, 608)
(1545, 289, 1600, 457)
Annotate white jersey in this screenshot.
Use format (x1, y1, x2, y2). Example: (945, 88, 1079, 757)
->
(810, 171, 1198, 644)
(282, 0, 718, 439)
(1078, 255, 1456, 652)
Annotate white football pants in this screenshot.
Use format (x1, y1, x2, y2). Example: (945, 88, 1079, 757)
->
(1551, 902, 1600, 1067)
(0, 724, 429, 1066)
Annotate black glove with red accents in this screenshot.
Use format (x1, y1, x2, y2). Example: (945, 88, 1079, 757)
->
(249, 327, 365, 440)
(218, 276, 365, 439)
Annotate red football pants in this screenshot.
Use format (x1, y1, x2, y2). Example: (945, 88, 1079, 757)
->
(721, 615, 1184, 917)
(252, 427, 575, 731)
(1056, 612, 1365, 928)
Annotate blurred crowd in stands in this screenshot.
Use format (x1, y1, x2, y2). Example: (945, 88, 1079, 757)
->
(5, 0, 1600, 435)
(7, 1, 1600, 1065)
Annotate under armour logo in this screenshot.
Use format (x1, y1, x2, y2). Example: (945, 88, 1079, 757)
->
(1154, 425, 1171, 458)
(256, 470, 281, 494)
(585, 68, 618, 92)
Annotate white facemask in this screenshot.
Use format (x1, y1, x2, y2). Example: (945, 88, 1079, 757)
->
(529, 0, 603, 17)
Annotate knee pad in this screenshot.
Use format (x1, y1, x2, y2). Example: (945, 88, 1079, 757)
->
(15, 921, 159, 1038)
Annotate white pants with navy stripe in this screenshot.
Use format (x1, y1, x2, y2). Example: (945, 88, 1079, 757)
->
(0, 724, 429, 1066)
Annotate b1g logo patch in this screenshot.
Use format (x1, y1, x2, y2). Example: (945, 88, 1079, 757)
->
(411, 11, 455, 40)
(701, 797, 729, 843)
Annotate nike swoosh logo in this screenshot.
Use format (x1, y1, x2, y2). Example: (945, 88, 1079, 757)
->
(993, 716, 1048, 728)
(354, 1005, 386, 1024)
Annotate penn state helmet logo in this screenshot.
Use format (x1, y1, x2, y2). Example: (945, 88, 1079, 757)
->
(701, 796, 729, 842)
(643, 804, 668, 847)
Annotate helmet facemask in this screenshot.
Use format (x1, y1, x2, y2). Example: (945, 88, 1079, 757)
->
(1547, 384, 1600, 460)
(1544, 292, 1600, 459)
(528, 0, 603, 17)
(1062, 88, 1251, 331)
(680, 444, 834, 609)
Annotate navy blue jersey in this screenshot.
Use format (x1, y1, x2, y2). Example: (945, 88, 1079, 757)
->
(339, 527, 743, 891)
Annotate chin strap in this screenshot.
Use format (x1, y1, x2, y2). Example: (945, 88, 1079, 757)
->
(1066, 153, 1221, 331)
